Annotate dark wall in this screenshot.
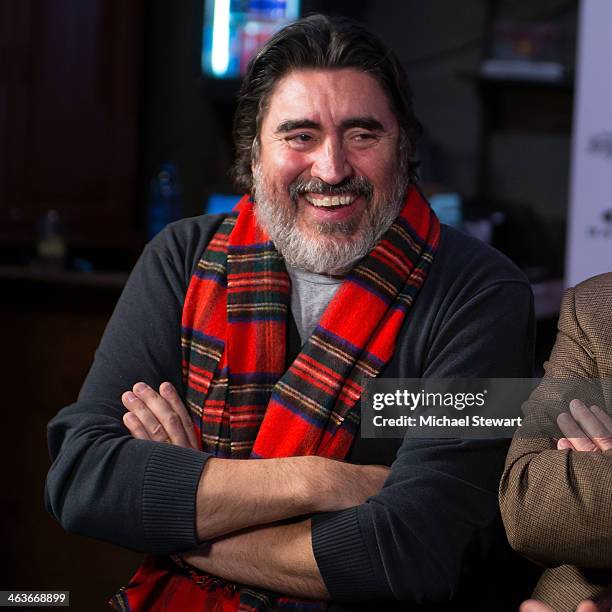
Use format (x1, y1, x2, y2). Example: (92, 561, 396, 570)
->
(367, 0, 574, 225)
(367, 0, 487, 197)
(139, 0, 575, 232)
(2, 279, 141, 611)
(139, 0, 234, 219)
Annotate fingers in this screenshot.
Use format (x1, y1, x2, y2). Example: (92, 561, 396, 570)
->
(159, 382, 200, 449)
(589, 404, 612, 451)
(576, 601, 598, 612)
(557, 437, 576, 450)
(122, 389, 168, 442)
(122, 382, 198, 449)
(525, 593, 604, 612)
(130, 382, 193, 447)
(522, 597, 601, 612)
(556, 399, 612, 452)
(557, 411, 597, 451)
(519, 599, 554, 612)
(123, 411, 152, 440)
(570, 399, 610, 441)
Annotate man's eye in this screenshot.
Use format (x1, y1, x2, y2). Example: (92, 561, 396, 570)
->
(287, 133, 314, 143)
(352, 133, 377, 142)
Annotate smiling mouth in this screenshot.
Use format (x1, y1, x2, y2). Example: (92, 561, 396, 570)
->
(303, 193, 358, 208)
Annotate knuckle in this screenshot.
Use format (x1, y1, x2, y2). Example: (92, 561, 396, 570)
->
(150, 423, 165, 437)
(166, 413, 181, 428)
(139, 387, 159, 402)
(128, 399, 147, 414)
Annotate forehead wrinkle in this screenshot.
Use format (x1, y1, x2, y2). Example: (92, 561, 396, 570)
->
(261, 69, 400, 143)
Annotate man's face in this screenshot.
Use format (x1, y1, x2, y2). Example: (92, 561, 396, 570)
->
(252, 68, 408, 274)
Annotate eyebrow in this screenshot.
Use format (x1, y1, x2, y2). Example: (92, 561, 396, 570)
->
(275, 119, 320, 133)
(340, 117, 386, 132)
(274, 116, 386, 134)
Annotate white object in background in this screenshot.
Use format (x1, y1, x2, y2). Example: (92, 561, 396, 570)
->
(480, 59, 564, 82)
(211, 0, 231, 76)
(566, 0, 612, 286)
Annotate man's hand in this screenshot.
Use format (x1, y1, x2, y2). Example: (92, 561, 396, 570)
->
(520, 599, 599, 612)
(121, 381, 200, 449)
(556, 399, 612, 452)
(121, 380, 389, 539)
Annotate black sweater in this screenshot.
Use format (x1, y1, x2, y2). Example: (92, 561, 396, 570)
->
(45, 215, 536, 609)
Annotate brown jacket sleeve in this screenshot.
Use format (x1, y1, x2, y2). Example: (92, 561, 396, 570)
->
(499, 282, 612, 570)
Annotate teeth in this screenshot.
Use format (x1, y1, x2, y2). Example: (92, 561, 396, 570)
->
(304, 194, 356, 207)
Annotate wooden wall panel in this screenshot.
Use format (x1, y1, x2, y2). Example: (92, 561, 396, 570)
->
(1, 278, 142, 611)
(0, 0, 142, 247)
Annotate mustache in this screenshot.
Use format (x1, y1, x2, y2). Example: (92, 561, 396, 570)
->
(289, 176, 373, 201)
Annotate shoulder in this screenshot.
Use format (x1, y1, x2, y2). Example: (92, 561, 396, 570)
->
(573, 271, 612, 306)
(149, 213, 229, 259)
(436, 225, 529, 283)
(397, 225, 534, 378)
(146, 213, 229, 283)
(562, 271, 612, 336)
(424, 224, 532, 308)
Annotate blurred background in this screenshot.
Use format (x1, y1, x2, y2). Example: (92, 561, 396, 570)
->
(1, 0, 610, 609)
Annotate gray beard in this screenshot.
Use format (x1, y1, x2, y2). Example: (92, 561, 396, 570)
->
(252, 166, 409, 275)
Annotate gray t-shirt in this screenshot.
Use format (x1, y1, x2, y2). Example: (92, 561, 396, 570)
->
(286, 266, 343, 344)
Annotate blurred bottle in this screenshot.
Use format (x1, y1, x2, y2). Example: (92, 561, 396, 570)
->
(37, 209, 67, 269)
(147, 162, 183, 240)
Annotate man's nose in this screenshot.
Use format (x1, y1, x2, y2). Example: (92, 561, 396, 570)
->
(310, 137, 352, 185)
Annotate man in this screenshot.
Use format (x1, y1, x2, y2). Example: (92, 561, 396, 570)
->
(46, 14, 535, 610)
(501, 272, 612, 612)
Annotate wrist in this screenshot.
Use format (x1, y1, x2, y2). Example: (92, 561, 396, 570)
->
(298, 456, 350, 513)
(292, 456, 330, 514)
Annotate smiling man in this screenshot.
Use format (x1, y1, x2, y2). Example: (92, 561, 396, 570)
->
(46, 14, 536, 611)
(252, 68, 407, 276)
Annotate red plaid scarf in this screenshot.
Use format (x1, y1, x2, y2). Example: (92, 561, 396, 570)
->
(112, 186, 439, 611)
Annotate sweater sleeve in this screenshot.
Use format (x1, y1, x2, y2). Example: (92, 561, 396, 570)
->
(311, 280, 535, 605)
(45, 218, 221, 555)
(500, 286, 612, 569)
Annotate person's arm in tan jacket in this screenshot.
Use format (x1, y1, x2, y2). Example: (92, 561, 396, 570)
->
(500, 284, 612, 570)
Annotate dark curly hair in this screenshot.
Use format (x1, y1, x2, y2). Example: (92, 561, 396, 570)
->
(231, 13, 422, 193)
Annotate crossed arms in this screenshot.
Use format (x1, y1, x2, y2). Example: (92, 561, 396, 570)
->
(122, 380, 389, 597)
(500, 286, 612, 570)
(45, 220, 536, 604)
